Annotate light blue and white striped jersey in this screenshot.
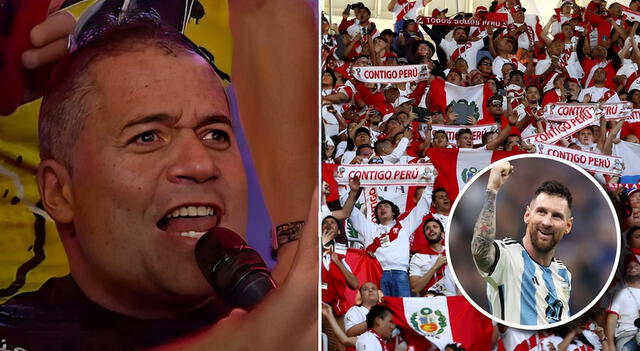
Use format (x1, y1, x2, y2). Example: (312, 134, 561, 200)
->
(477, 238, 571, 326)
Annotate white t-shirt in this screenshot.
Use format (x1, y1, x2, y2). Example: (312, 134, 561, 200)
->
(391, 0, 424, 22)
(478, 238, 572, 326)
(493, 56, 526, 81)
(617, 59, 638, 79)
(511, 22, 532, 50)
(349, 187, 433, 271)
(347, 21, 380, 40)
(578, 86, 620, 103)
(609, 286, 640, 339)
(433, 213, 449, 230)
(535, 52, 584, 93)
(344, 305, 369, 333)
(380, 137, 410, 164)
(356, 330, 385, 351)
(409, 252, 458, 296)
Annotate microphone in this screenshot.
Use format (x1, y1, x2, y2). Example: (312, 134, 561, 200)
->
(195, 227, 277, 310)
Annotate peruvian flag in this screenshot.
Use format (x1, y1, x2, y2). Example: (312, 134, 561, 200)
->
(343, 248, 383, 311)
(612, 141, 640, 184)
(426, 77, 494, 124)
(621, 4, 640, 23)
(322, 163, 340, 203)
(385, 296, 494, 351)
(425, 148, 524, 202)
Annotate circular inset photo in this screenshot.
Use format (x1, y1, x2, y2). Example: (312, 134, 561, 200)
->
(446, 154, 620, 330)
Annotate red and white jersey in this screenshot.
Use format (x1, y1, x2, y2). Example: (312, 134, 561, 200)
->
(509, 22, 534, 50)
(499, 328, 554, 351)
(578, 86, 620, 103)
(439, 39, 485, 70)
(536, 51, 584, 93)
(391, 0, 425, 23)
(409, 252, 458, 296)
(345, 305, 369, 332)
(551, 15, 572, 35)
(347, 21, 380, 40)
(356, 330, 387, 351)
(493, 56, 526, 80)
(608, 286, 640, 339)
(348, 187, 433, 271)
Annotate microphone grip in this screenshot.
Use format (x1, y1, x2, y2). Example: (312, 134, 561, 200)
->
(195, 228, 277, 310)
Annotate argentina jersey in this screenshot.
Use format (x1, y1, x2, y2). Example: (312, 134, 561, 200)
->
(477, 238, 571, 326)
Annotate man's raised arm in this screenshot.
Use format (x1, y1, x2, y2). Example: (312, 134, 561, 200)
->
(472, 161, 513, 273)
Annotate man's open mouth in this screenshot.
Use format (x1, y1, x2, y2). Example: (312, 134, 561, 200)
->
(156, 205, 221, 239)
(538, 229, 553, 237)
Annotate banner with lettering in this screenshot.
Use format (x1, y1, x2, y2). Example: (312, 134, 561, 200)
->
(523, 112, 596, 144)
(629, 109, 640, 124)
(352, 64, 430, 83)
(335, 164, 435, 187)
(544, 102, 632, 122)
(418, 17, 508, 28)
(431, 123, 499, 146)
(533, 142, 624, 176)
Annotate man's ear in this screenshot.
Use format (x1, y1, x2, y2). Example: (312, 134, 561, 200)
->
(37, 159, 74, 224)
(565, 216, 574, 235)
(523, 205, 530, 224)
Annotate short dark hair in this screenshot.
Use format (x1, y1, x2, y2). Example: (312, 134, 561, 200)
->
(361, 6, 371, 15)
(534, 181, 573, 209)
(509, 70, 524, 79)
(374, 200, 400, 222)
(323, 69, 337, 87)
(456, 128, 472, 140)
(481, 131, 496, 145)
(366, 305, 392, 328)
(502, 62, 514, 70)
(525, 84, 539, 92)
(433, 130, 448, 141)
(374, 139, 391, 154)
(423, 217, 445, 233)
(39, 15, 204, 169)
(354, 127, 371, 138)
(432, 188, 447, 202)
(626, 226, 640, 244)
(322, 215, 339, 227)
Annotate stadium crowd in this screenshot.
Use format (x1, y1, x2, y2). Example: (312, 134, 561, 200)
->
(321, 0, 640, 350)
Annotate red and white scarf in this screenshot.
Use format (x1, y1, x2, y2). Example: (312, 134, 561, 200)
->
(366, 221, 404, 254)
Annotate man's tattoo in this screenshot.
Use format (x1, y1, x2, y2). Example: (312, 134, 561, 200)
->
(472, 189, 498, 271)
(273, 220, 305, 249)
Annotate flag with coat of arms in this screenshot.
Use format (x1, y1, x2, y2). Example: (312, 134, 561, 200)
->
(385, 296, 494, 351)
(426, 77, 494, 124)
(425, 148, 524, 202)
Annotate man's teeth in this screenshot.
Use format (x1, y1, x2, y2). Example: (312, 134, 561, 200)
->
(167, 205, 215, 218)
(179, 231, 207, 238)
